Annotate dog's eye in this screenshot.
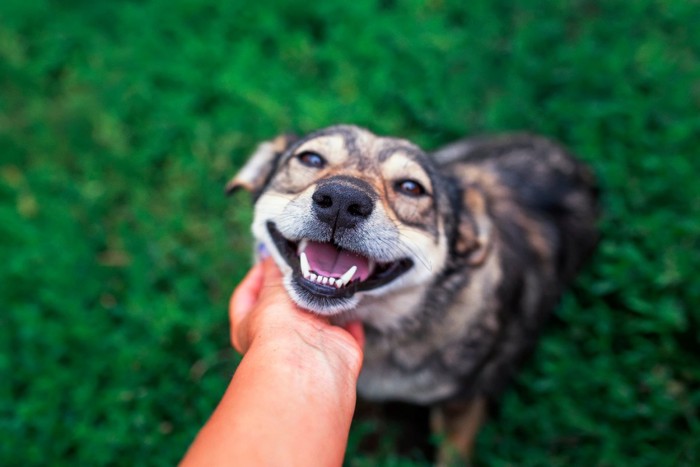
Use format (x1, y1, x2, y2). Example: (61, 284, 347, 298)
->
(296, 151, 326, 168)
(395, 179, 427, 197)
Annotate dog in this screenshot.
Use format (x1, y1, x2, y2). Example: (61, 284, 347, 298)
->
(227, 125, 599, 461)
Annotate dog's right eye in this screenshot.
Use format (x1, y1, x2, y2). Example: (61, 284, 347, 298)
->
(296, 151, 326, 169)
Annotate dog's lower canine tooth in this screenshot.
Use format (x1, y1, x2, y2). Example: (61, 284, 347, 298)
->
(339, 265, 357, 285)
(299, 252, 310, 277)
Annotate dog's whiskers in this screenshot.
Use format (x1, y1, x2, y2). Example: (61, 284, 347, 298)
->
(372, 235, 433, 273)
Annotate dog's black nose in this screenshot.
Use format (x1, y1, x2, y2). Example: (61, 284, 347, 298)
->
(312, 182, 374, 228)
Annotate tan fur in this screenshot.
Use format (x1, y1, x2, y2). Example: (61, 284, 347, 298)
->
(432, 397, 488, 465)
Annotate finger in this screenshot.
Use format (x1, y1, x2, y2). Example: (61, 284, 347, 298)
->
(229, 262, 265, 351)
(256, 257, 291, 302)
(229, 261, 265, 320)
(260, 256, 283, 282)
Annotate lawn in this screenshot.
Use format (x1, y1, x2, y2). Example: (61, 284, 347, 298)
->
(1, 0, 699, 465)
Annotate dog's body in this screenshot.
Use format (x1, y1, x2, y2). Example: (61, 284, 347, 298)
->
(228, 125, 598, 458)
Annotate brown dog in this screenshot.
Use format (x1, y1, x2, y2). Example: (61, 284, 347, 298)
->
(228, 125, 599, 460)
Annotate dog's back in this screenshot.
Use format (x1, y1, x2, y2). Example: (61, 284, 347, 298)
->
(433, 134, 599, 398)
(437, 133, 599, 275)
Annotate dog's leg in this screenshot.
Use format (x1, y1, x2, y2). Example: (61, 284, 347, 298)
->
(431, 397, 487, 465)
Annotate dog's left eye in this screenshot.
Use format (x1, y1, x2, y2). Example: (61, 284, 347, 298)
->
(395, 179, 427, 197)
(296, 151, 326, 168)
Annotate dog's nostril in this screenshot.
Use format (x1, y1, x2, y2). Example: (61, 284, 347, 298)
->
(348, 201, 372, 218)
(312, 192, 333, 209)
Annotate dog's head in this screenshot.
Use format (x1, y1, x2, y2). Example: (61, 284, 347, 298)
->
(227, 125, 490, 316)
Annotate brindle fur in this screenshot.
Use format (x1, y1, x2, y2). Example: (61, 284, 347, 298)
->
(228, 125, 599, 461)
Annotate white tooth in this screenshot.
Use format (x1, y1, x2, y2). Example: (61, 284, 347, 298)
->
(309, 273, 317, 282)
(299, 252, 310, 277)
(322, 277, 328, 285)
(298, 238, 309, 254)
(339, 265, 357, 286)
(329, 277, 335, 285)
(335, 280, 343, 288)
(316, 275, 323, 284)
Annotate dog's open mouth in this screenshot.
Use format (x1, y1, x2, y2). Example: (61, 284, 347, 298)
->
(267, 222, 413, 299)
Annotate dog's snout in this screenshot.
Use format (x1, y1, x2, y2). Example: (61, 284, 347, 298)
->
(312, 183, 374, 228)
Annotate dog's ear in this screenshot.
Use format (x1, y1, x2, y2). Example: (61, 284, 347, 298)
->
(225, 134, 297, 195)
(455, 187, 492, 266)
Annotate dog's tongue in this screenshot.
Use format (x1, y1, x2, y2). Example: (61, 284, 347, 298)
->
(303, 241, 371, 281)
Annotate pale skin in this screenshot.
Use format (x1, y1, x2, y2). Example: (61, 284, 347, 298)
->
(181, 258, 365, 467)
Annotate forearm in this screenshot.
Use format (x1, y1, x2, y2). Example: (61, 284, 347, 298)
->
(182, 333, 359, 466)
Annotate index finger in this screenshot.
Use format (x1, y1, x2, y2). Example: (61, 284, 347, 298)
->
(229, 261, 265, 321)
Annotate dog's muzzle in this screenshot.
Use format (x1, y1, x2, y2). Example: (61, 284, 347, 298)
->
(264, 178, 413, 309)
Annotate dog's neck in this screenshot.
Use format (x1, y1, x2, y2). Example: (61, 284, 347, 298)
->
(331, 285, 429, 332)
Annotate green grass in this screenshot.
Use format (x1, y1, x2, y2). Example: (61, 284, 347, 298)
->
(1, 0, 699, 465)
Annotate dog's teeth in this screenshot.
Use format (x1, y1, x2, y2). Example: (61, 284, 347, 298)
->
(299, 251, 310, 277)
(339, 265, 357, 286)
(335, 280, 343, 288)
(309, 273, 317, 282)
(298, 238, 309, 255)
(316, 275, 323, 284)
(329, 277, 335, 285)
(322, 277, 328, 285)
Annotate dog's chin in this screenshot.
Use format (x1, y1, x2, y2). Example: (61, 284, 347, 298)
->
(264, 221, 414, 316)
(284, 275, 361, 315)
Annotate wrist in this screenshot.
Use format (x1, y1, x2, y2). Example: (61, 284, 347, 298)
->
(247, 321, 362, 391)
(183, 321, 359, 467)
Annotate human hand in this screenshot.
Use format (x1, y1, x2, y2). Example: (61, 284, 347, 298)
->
(182, 258, 365, 466)
(229, 257, 365, 378)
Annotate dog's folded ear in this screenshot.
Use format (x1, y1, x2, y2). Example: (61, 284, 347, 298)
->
(225, 134, 297, 196)
(455, 187, 492, 266)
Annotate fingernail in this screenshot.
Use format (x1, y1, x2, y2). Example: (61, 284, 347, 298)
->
(257, 243, 270, 260)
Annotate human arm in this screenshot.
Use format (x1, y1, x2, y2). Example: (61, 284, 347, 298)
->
(181, 258, 364, 466)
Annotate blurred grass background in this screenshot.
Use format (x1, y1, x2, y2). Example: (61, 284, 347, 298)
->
(1, 0, 699, 465)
